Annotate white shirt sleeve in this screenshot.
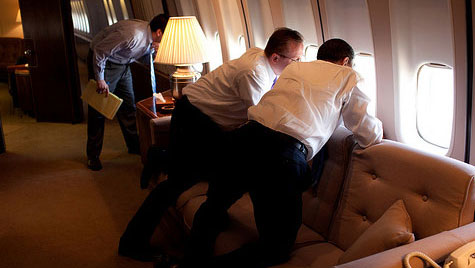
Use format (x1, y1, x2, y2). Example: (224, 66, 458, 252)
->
(342, 86, 383, 148)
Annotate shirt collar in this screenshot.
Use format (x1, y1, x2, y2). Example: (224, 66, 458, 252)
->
(146, 24, 154, 46)
(262, 52, 277, 86)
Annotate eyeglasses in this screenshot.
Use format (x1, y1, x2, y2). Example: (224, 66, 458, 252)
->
(278, 53, 301, 62)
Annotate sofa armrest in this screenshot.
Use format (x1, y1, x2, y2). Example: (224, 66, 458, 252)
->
(334, 222, 475, 268)
(150, 116, 171, 148)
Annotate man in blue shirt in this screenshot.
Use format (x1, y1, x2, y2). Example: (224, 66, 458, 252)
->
(87, 14, 169, 171)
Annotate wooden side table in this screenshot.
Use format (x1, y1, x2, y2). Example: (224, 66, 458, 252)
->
(136, 91, 174, 163)
(15, 69, 35, 116)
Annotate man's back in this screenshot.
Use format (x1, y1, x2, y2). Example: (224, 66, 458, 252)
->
(249, 60, 382, 160)
(183, 47, 275, 129)
(91, 19, 152, 66)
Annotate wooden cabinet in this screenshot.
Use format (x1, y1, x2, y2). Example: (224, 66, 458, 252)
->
(15, 69, 35, 116)
(136, 92, 173, 163)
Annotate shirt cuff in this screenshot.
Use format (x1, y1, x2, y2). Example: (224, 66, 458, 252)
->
(96, 71, 104, 81)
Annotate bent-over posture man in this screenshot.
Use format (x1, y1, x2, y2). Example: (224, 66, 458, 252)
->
(185, 38, 383, 268)
(87, 14, 169, 171)
(118, 28, 304, 262)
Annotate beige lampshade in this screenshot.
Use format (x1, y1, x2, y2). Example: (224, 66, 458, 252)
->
(155, 16, 208, 66)
(16, 9, 22, 23)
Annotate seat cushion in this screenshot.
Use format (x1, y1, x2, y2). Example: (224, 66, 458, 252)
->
(303, 126, 357, 237)
(178, 183, 325, 256)
(337, 200, 415, 264)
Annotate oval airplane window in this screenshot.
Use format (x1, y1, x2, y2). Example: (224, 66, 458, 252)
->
(214, 0, 246, 60)
(211, 32, 223, 70)
(353, 52, 376, 116)
(304, 44, 318, 62)
(238, 35, 247, 55)
(194, 0, 223, 70)
(244, 0, 274, 49)
(416, 63, 454, 150)
(281, 0, 318, 46)
(389, 0, 454, 155)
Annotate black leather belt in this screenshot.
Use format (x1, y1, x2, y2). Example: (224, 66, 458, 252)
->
(293, 140, 308, 157)
(247, 120, 308, 157)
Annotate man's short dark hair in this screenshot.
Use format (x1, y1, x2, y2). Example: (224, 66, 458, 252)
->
(150, 14, 169, 32)
(317, 38, 354, 64)
(264, 27, 304, 58)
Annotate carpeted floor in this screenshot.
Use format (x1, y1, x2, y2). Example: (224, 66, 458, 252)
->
(0, 76, 152, 267)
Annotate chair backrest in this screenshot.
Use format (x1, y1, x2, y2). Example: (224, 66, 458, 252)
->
(302, 126, 357, 237)
(328, 140, 475, 250)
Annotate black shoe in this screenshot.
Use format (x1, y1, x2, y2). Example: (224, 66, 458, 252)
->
(87, 158, 102, 171)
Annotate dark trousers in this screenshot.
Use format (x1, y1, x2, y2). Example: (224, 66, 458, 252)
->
(120, 96, 226, 246)
(185, 121, 311, 267)
(86, 50, 139, 158)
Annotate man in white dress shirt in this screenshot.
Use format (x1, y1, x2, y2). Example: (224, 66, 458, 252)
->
(185, 38, 383, 267)
(118, 28, 304, 262)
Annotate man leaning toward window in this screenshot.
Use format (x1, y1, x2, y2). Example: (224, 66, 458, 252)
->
(183, 38, 383, 268)
(118, 27, 305, 263)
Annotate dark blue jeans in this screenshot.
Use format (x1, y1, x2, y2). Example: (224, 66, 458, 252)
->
(185, 121, 311, 267)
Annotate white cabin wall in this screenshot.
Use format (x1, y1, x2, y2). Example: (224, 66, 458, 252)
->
(281, 0, 319, 60)
(175, 0, 196, 15)
(321, 0, 465, 159)
(366, 0, 397, 141)
(242, 0, 275, 49)
(193, 0, 223, 70)
(324, 0, 373, 54)
(165, 0, 472, 162)
(322, 0, 376, 115)
(212, 0, 246, 61)
(389, 0, 455, 155)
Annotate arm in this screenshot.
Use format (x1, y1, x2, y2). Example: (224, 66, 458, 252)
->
(92, 32, 128, 95)
(342, 86, 383, 148)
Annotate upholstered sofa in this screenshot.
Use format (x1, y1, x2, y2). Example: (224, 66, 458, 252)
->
(148, 126, 475, 268)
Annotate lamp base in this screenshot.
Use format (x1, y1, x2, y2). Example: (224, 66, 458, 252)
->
(170, 66, 201, 99)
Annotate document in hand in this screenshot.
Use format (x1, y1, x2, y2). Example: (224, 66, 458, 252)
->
(81, 80, 123, 120)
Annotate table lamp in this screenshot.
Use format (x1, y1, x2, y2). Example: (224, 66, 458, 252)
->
(155, 16, 209, 99)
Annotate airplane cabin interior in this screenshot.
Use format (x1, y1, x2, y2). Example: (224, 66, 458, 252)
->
(1, 0, 475, 267)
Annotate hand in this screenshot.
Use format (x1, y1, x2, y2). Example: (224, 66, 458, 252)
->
(96, 80, 109, 97)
